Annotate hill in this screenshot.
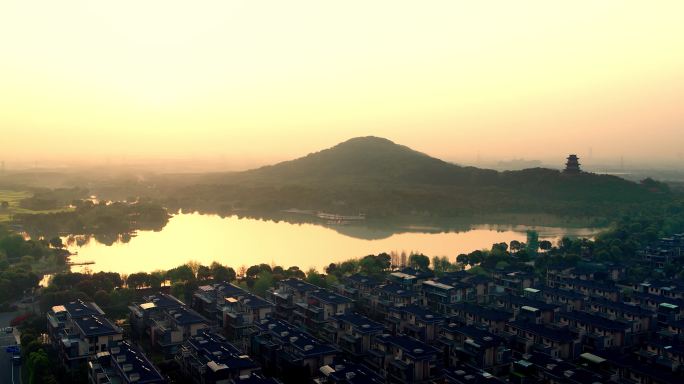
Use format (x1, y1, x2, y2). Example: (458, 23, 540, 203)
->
(160, 137, 669, 220)
(231, 136, 497, 186)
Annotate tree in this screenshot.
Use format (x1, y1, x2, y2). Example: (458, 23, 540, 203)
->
(94, 290, 111, 307)
(408, 253, 430, 270)
(211, 262, 236, 282)
(171, 282, 185, 300)
(286, 266, 305, 279)
(337, 260, 359, 276)
(148, 271, 165, 289)
(197, 265, 211, 281)
(325, 263, 337, 275)
(456, 254, 469, 265)
(246, 265, 263, 279)
(539, 240, 553, 251)
(510, 240, 522, 253)
(305, 268, 327, 288)
(126, 272, 150, 289)
(186, 261, 201, 277)
(27, 349, 52, 384)
(166, 265, 194, 282)
(467, 250, 484, 266)
(252, 271, 274, 297)
(48, 237, 63, 249)
(432, 256, 454, 275)
(376, 253, 392, 270)
(359, 254, 389, 276)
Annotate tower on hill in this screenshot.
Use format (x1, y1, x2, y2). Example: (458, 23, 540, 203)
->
(564, 154, 581, 174)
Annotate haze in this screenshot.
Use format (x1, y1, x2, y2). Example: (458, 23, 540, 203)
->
(1, 1, 683, 170)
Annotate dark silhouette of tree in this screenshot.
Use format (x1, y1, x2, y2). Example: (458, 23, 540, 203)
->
(408, 253, 430, 270)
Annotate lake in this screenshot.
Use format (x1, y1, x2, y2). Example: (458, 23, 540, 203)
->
(65, 212, 600, 275)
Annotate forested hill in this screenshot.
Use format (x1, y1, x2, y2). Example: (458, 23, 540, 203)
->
(228, 136, 498, 185)
(161, 136, 670, 218)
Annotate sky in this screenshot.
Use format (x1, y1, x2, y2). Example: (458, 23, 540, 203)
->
(1, 1, 683, 170)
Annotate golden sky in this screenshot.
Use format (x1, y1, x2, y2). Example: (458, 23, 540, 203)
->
(1, 1, 683, 168)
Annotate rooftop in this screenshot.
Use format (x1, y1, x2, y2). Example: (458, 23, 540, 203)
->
(232, 373, 282, 383)
(333, 313, 384, 333)
(141, 293, 185, 310)
(73, 314, 122, 337)
(309, 289, 354, 305)
(560, 310, 630, 331)
(375, 334, 439, 359)
(442, 324, 504, 348)
(319, 359, 384, 384)
(257, 318, 337, 357)
(423, 280, 455, 291)
(378, 283, 414, 297)
(442, 364, 506, 383)
(564, 278, 620, 293)
(504, 294, 559, 311)
(58, 299, 104, 317)
(345, 274, 381, 285)
(451, 303, 513, 321)
(166, 306, 208, 326)
(508, 320, 575, 343)
(279, 278, 319, 292)
(589, 297, 655, 317)
(186, 330, 258, 372)
(390, 304, 445, 323)
(109, 340, 165, 384)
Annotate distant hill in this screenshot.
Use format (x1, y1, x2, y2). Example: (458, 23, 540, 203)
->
(226, 136, 497, 186)
(162, 136, 669, 220)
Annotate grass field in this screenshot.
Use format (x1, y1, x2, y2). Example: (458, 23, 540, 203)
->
(0, 189, 72, 223)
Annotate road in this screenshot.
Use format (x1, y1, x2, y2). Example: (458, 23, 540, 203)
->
(0, 311, 21, 384)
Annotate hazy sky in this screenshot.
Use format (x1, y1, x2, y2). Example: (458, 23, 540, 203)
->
(1, 1, 683, 169)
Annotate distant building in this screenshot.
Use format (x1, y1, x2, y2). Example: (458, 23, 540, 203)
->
(564, 154, 581, 174)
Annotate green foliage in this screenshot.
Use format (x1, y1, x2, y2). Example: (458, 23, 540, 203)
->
(431, 255, 458, 276)
(408, 253, 430, 270)
(252, 271, 274, 297)
(16, 201, 170, 245)
(27, 349, 53, 384)
(305, 268, 327, 288)
(210, 262, 236, 282)
(166, 264, 195, 283)
(126, 272, 151, 289)
(358, 254, 390, 277)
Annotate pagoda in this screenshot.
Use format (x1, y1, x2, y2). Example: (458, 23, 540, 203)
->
(564, 154, 581, 174)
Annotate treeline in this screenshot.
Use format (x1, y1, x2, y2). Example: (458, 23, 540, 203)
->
(16, 200, 170, 244)
(19, 187, 89, 211)
(540, 196, 684, 283)
(152, 163, 672, 220)
(0, 225, 67, 306)
(160, 176, 670, 222)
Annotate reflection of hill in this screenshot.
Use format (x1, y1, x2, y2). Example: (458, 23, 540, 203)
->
(226, 211, 601, 241)
(322, 220, 475, 240)
(323, 224, 402, 240)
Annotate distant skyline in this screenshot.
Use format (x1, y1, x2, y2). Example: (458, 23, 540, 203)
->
(1, 1, 683, 169)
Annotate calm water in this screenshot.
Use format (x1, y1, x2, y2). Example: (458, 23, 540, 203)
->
(66, 213, 600, 274)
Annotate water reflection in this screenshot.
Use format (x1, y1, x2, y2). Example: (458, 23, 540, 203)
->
(66, 213, 601, 275)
